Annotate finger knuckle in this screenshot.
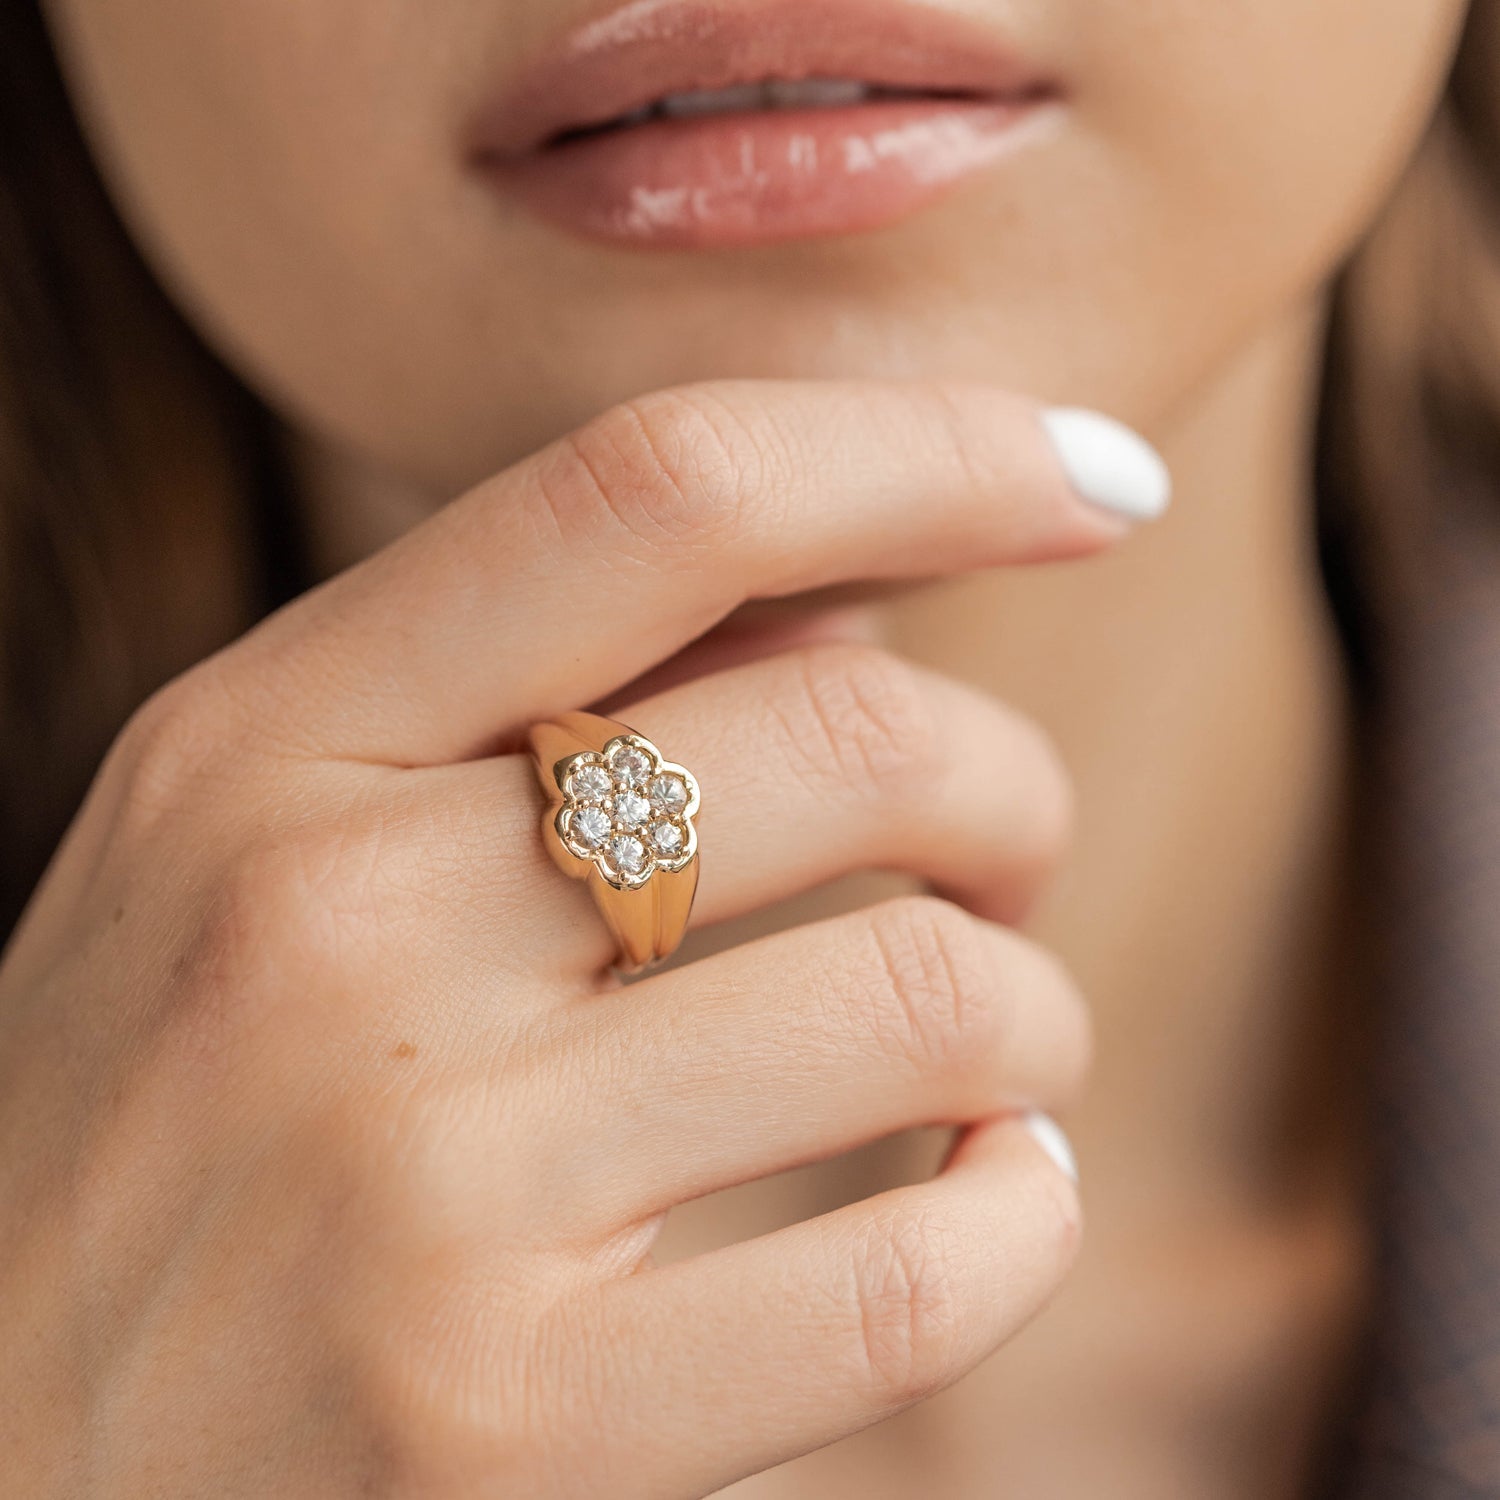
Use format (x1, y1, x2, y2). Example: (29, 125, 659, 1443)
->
(787, 644, 941, 803)
(199, 818, 401, 991)
(346, 1283, 550, 1494)
(860, 896, 994, 1079)
(307, 1109, 519, 1448)
(548, 385, 775, 564)
(848, 1203, 966, 1406)
(106, 670, 239, 837)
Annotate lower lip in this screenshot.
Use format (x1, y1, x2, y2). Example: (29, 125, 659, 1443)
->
(484, 97, 1056, 250)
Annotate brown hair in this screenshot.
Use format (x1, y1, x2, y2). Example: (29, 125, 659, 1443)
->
(1318, 2, 1500, 647)
(0, 0, 298, 935)
(0, 0, 1496, 940)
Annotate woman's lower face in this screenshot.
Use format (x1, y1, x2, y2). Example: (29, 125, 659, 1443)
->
(42, 0, 1469, 500)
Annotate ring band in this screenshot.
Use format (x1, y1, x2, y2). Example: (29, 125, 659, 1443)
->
(528, 712, 700, 973)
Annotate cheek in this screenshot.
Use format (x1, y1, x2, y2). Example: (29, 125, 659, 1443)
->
(42, 0, 481, 461)
(1032, 0, 1470, 405)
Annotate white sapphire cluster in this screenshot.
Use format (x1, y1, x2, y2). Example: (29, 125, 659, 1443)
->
(554, 734, 699, 889)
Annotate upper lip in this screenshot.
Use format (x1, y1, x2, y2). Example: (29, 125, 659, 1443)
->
(472, 0, 1057, 158)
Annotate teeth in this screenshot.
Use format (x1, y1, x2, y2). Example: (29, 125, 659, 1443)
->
(656, 77, 875, 119)
(764, 78, 872, 109)
(660, 83, 769, 118)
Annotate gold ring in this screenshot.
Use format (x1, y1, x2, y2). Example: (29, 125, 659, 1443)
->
(528, 712, 700, 973)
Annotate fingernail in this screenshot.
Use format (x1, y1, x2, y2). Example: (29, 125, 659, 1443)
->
(1020, 1109, 1079, 1185)
(1040, 406, 1172, 523)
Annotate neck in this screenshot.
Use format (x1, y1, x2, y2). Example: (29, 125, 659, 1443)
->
(869, 296, 1363, 1494)
(887, 287, 1352, 1200)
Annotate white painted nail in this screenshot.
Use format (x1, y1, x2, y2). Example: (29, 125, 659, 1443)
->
(1020, 1109, 1079, 1185)
(1040, 406, 1172, 522)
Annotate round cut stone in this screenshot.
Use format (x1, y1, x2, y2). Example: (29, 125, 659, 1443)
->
(555, 738, 696, 883)
(607, 834, 647, 876)
(650, 821, 683, 856)
(612, 790, 650, 829)
(567, 764, 612, 801)
(648, 775, 688, 815)
(609, 745, 653, 785)
(569, 805, 611, 850)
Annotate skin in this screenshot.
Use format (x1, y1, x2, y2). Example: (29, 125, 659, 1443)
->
(0, 0, 1475, 1494)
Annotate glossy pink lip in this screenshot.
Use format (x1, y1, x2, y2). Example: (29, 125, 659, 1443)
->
(469, 0, 1062, 249)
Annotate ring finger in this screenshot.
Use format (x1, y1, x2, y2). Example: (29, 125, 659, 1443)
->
(416, 641, 1074, 977)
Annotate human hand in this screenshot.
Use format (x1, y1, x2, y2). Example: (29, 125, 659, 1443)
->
(0, 382, 1164, 1497)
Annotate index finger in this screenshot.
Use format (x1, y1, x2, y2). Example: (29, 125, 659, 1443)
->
(229, 383, 1168, 764)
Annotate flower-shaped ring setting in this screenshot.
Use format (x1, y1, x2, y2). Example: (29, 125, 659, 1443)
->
(555, 736, 700, 889)
(528, 712, 701, 972)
